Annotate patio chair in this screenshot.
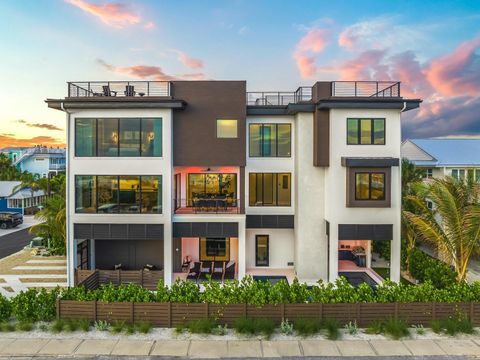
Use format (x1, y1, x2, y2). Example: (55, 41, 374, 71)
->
(211, 261, 225, 281)
(124, 85, 136, 96)
(223, 261, 235, 281)
(102, 85, 117, 96)
(186, 262, 201, 282)
(198, 261, 213, 282)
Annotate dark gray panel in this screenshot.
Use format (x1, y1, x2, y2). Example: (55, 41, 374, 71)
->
(246, 215, 262, 228)
(277, 215, 294, 228)
(222, 222, 239, 237)
(92, 224, 110, 239)
(128, 224, 146, 239)
(95, 240, 164, 270)
(146, 224, 164, 240)
(338, 224, 393, 241)
(173, 222, 192, 237)
(74, 224, 92, 239)
(341, 157, 400, 167)
(207, 222, 223, 237)
(262, 216, 278, 228)
(374, 225, 393, 241)
(192, 222, 207, 237)
(110, 224, 128, 239)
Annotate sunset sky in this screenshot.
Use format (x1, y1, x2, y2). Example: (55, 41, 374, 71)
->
(0, 0, 479, 148)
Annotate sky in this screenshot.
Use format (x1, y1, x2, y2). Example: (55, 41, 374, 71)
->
(0, 0, 479, 148)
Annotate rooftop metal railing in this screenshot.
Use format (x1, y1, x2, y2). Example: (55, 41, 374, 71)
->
(331, 81, 401, 97)
(67, 81, 171, 98)
(246, 86, 312, 106)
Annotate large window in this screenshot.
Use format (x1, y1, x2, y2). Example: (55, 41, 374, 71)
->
(249, 124, 291, 157)
(187, 173, 237, 205)
(216, 119, 238, 138)
(347, 118, 385, 145)
(75, 175, 162, 213)
(355, 173, 385, 200)
(75, 118, 162, 157)
(249, 173, 291, 206)
(200, 237, 230, 261)
(452, 168, 480, 182)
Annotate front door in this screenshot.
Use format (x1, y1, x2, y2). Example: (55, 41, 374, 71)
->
(173, 237, 182, 272)
(255, 235, 269, 266)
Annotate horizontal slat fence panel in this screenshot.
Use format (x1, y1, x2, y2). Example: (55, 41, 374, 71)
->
(75, 269, 163, 290)
(58, 301, 480, 328)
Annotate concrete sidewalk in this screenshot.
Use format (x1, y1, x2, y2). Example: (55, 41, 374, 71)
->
(0, 338, 479, 357)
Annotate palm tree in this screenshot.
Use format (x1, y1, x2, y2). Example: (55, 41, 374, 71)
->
(29, 193, 66, 255)
(0, 153, 21, 180)
(403, 177, 480, 282)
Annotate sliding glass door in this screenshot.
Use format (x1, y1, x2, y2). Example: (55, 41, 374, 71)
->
(187, 173, 237, 205)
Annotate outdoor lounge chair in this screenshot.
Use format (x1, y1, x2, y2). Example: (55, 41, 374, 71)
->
(102, 85, 117, 96)
(211, 261, 225, 281)
(223, 261, 235, 280)
(198, 261, 213, 282)
(186, 262, 201, 282)
(124, 85, 136, 96)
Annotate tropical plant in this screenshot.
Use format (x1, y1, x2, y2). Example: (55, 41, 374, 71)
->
(0, 154, 21, 180)
(280, 319, 294, 335)
(404, 177, 480, 282)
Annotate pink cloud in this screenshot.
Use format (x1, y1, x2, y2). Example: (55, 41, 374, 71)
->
(171, 50, 204, 69)
(425, 36, 480, 97)
(338, 28, 356, 49)
(65, 0, 152, 29)
(96, 59, 206, 81)
(293, 28, 330, 78)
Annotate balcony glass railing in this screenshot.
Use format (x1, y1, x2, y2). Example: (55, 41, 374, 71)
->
(173, 198, 241, 214)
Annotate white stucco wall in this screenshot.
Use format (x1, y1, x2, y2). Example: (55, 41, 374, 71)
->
(294, 112, 328, 283)
(245, 229, 294, 269)
(67, 108, 173, 286)
(325, 108, 402, 282)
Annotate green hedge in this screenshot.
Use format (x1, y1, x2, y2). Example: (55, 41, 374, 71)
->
(3, 275, 480, 323)
(408, 248, 457, 288)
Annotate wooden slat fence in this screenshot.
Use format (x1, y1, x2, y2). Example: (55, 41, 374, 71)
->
(57, 300, 480, 328)
(75, 269, 163, 291)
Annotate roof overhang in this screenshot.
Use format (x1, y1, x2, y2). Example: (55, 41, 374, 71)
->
(318, 98, 421, 112)
(45, 97, 186, 111)
(341, 157, 400, 167)
(246, 103, 315, 116)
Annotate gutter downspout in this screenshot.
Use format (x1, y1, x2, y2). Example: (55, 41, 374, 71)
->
(401, 101, 407, 112)
(60, 102, 74, 287)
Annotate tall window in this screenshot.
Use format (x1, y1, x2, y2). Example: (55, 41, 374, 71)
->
(347, 118, 385, 145)
(75, 118, 162, 157)
(249, 124, 291, 157)
(75, 119, 96, 156)
(255, 235, 269, 266)
(216, 119, 238, 138)
(75, 175, 162, 213)
(249, 173, 291, 206)
(355, 173, 385, 200)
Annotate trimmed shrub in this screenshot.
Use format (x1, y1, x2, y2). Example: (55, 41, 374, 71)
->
(408, 249, 456, 288)
(0, 295, 11, 322)
(11, 288, 59, 322)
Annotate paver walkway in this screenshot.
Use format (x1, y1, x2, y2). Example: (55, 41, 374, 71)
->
(0, 338, 478, 357)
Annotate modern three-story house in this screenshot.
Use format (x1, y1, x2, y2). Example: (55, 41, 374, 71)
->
(46, 80, 420, 287)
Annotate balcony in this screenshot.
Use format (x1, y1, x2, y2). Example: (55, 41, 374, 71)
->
(67, 81, 171, 98)
(331, 81, 400, 97)
(174, 199, 241, 215)
(246, 86, 312, 106)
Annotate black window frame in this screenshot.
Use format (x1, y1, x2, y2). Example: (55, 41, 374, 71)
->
(255, 235, 269, 267)
(249, 123, 292, 157)
(75, 175, 162, 214)
(249, 173, 291, 207)
(346, 118, 385, 145)
(354, 172, 386, 201)
(199, 237, 230, 261)
(74, 118, 162, 157)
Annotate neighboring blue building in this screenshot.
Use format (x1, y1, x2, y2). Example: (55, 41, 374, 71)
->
(1, 146, 66, 178)
(402, 138, 480, 181)
(0, 181, 47, 214)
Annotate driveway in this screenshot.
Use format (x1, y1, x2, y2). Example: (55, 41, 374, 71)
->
(0, 215, 40, 237)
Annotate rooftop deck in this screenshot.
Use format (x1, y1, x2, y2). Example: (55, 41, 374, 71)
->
(68, 81, 171, 98)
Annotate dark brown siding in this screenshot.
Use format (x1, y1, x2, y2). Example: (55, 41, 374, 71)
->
(313, 109, 329, 166)
(171, 81, 246, 166)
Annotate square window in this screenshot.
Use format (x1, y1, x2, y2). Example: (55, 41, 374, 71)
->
(217, 119, 238, 138)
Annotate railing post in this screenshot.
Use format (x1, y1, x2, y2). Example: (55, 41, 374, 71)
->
(354, 82, 357, 97)
(376, 82, 379, 97)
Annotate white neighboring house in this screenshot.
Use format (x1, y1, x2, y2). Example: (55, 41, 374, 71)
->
(0, 181, 47, 214)
(402, 139, 480, 181)
(46, 80, 421, 288)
